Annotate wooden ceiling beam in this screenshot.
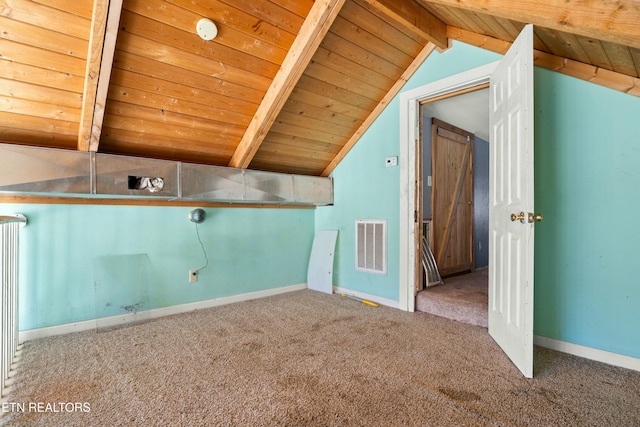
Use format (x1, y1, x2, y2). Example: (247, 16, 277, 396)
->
(77, 0, 123, 152)
(77, 0, 108, 151)
(322, 42, 438, 177)
(447, 26, 640, 97)
(361, 0, 448, 49)
(421, 0, 640, 50)
(228, 0, 347, 169)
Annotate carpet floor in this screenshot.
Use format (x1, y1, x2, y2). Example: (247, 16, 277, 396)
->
(416, 269, 488, 327)
(1, 290, 639, 426)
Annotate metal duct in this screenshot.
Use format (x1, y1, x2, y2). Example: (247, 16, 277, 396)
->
(244, 169, 295, 203)
(0, 143, 333, 206)
(95, 153, 179, 198)
(291, 174, 333, 205)
(0, 144, 90, 194)
(181, 163, 246, 201)
(181, 164, 333, 205)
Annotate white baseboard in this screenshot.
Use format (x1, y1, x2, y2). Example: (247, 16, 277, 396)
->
(19, 283, 307, 342)
(23, 287, 638, 374)
(534, 335, 640, 372)
(333, 286, 400, 309)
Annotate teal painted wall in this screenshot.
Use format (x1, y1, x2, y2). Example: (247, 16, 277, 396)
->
(534, 69, 640, 358)
(2, 203, 314, 330)
(315, 42, 500, 301)
(317, 41, 640, 359)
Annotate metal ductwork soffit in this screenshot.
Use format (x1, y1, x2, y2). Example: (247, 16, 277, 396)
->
(0, 144, 333, 206)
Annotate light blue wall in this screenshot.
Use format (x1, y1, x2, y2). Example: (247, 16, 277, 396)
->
(3, 203, 314, 330)
(317, 40, 640, 359)
(315, 43, 500, 301)
(534, 69, 640, 358)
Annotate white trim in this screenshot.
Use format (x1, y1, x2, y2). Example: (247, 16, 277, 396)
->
(19, 283, 307, 342)
(333, 286, 400, 309)
(534, 335, 640, 372)
(18, 283, 640, 372)
(399, 61, 498, 312)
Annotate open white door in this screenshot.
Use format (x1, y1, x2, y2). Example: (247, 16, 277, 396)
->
(488, 24, 536, 378)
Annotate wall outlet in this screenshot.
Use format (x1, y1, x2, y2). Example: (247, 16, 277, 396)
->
(189, 269, 198, 283)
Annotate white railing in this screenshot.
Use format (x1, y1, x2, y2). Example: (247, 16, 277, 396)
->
(0, 214, 26, 398)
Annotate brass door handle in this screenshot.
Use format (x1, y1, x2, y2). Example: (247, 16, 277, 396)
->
(528, 213, 543, 223)
(510, 212, 525, 223)
(511, 212, 543, 224)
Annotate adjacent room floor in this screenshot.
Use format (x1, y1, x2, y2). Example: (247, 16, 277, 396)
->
(416, 269, 488, 327)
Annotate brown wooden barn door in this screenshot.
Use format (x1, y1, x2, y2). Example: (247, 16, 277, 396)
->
(431, 119, 474, 276)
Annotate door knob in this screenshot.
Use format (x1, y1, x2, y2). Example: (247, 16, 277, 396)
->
(510, 212, 525, 223)
(528, 213, 543, 223)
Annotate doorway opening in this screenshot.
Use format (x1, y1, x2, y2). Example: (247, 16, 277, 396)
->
(398, 61, 497, 314)
(400, 25, 535, 377)
(414, 86, 490, 327)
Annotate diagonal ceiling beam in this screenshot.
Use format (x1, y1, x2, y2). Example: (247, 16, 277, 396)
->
(78, 0, 106, 151)
(362, 0, 448, 49)
(421, 0, 640, 50)
(322, 42, 438, 177)
(87, 0, 124, 152)
(78, 0, 123, 152)
(228, 0, 347, 169)
(447, 26, 640, 97)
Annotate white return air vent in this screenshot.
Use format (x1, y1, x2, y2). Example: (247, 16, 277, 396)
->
(356, 219, 387, 275)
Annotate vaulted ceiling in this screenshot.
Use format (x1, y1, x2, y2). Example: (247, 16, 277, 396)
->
(1, 0, 639, 176)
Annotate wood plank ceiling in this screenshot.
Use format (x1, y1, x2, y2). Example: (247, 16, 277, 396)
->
(1, 0, 639, 177)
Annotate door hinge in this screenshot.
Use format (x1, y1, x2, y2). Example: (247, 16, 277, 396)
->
(414, 210, 418, 223)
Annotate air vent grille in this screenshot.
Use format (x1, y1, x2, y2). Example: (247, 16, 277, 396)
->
(356, 219, 386, 275)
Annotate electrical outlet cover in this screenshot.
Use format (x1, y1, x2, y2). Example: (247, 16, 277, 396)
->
(189, 269, 198, 283)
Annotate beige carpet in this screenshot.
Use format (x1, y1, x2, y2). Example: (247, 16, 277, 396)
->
(2, 290, 639, 426)
(416, 270, 488, 327)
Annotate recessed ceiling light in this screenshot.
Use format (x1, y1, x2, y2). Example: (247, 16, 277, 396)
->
(196, 18, 218, 41)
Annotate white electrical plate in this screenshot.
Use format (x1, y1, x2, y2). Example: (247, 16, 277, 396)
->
(385, 156, 398, 167)
(189, 269, 198, 283)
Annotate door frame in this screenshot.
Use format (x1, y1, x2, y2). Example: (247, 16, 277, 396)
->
(399, 62, 498, 312)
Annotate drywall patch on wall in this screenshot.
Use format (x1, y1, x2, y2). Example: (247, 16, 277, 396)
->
(94, 253, 150, 330)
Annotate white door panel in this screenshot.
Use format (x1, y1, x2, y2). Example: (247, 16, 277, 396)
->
(488, 24, 535, 378)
